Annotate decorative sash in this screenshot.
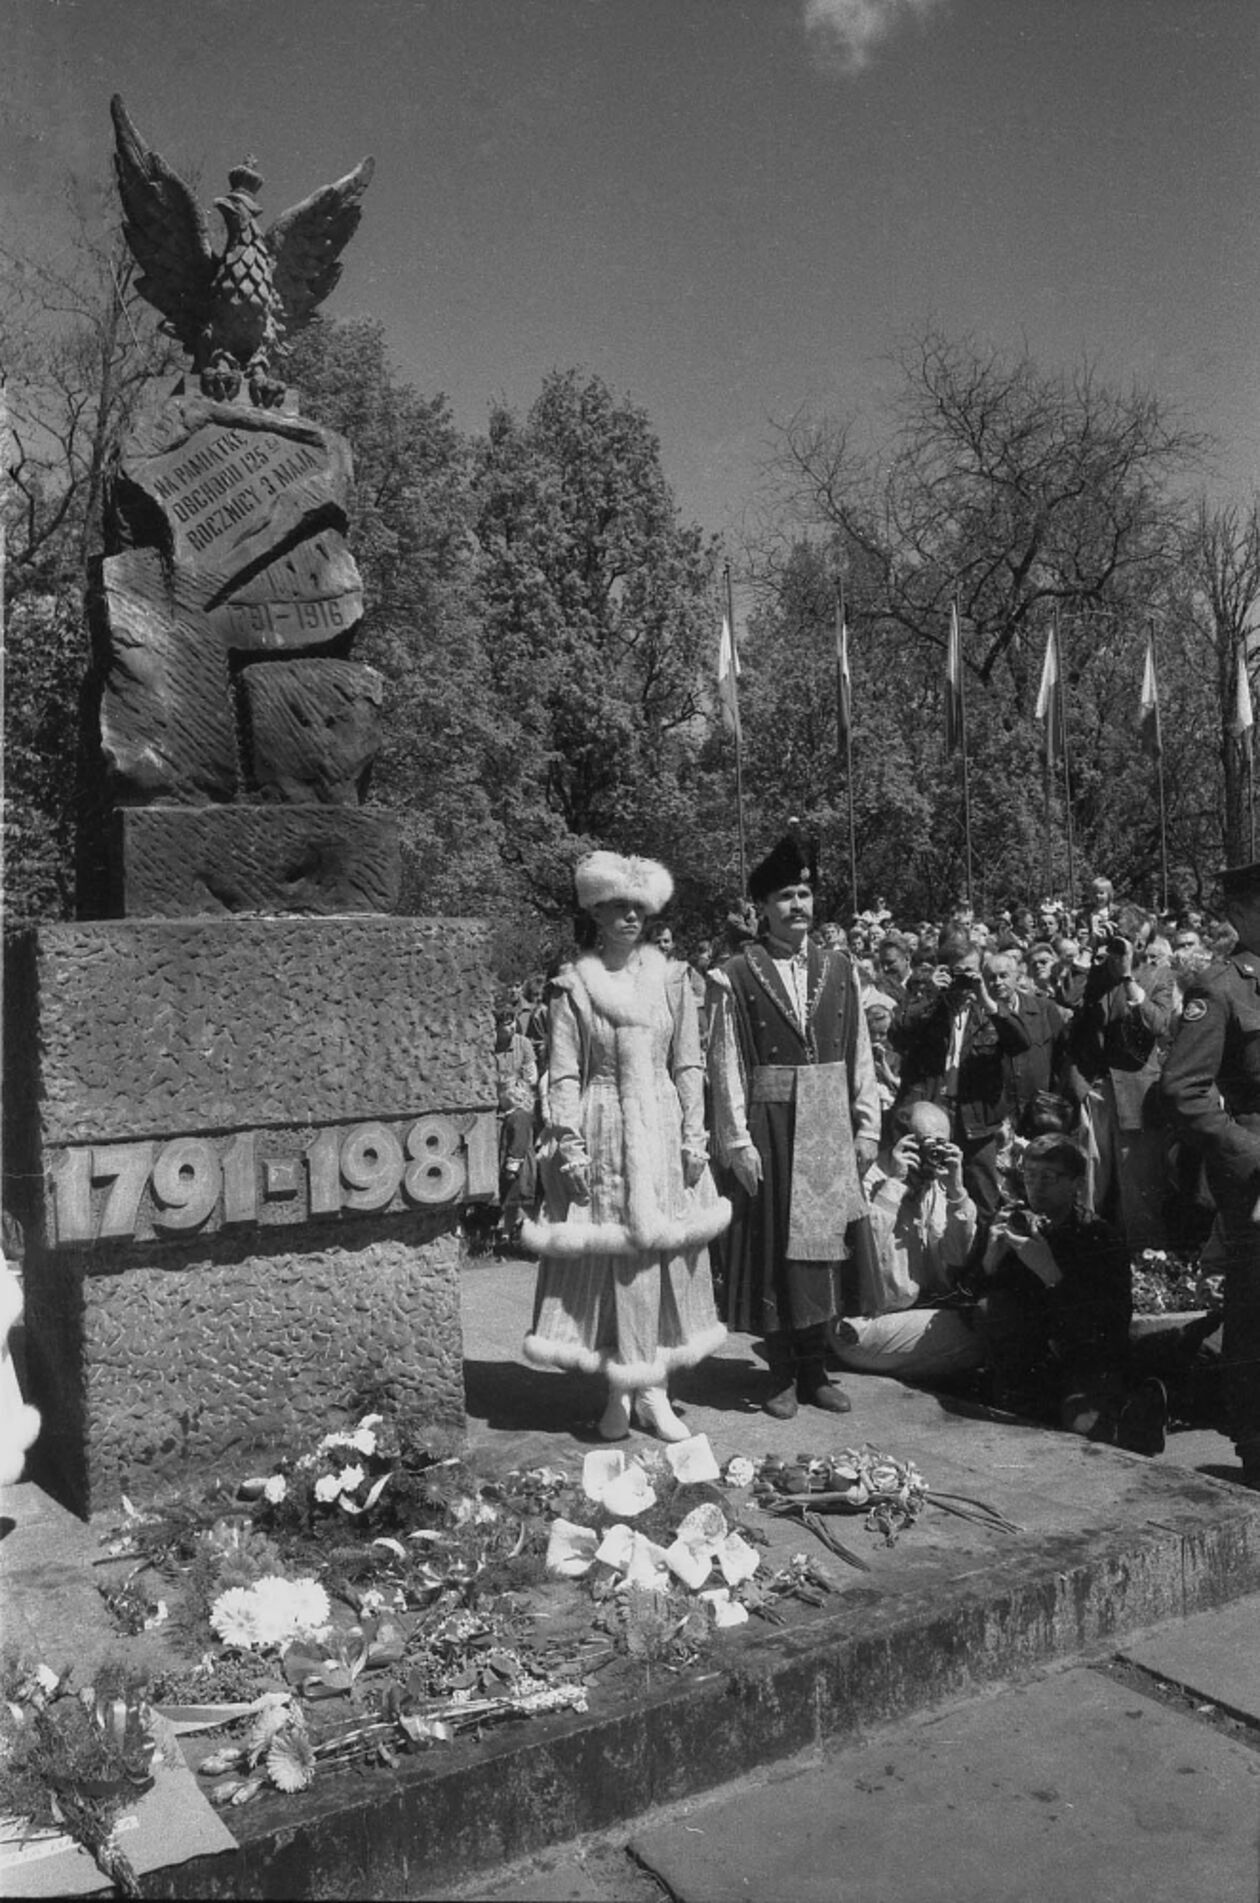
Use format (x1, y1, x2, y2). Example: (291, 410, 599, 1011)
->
(751, 1059, 866, 1259)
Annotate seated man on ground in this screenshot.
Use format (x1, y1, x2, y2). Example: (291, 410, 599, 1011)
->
(973, 1133, 1166, 1454)
(832, 1101, 983, 1383)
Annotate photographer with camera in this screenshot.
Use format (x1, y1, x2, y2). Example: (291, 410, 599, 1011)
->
(891, 927, 1030, 1218)
(973, 1134, 1166, 1454)
(1063, 904, 1174, 1248)
(832, 1100, 983, 1382)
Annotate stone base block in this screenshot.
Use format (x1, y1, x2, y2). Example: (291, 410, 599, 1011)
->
(112, 804, 401, 917)
(13, 915, 493, 1147)
(27, 1220, 465, 1513)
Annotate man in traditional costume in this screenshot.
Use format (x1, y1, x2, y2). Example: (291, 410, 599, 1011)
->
(707, 835, 881, 1416)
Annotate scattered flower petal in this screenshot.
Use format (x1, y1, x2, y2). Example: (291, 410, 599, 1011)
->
(593, 1522, 636, 1570)
(600, 1465, 657, 1518)
(582, 1448, 627, 1501)
(665, 1434, 721, 1483)
(664, 1538, 712, 1590)
(546, 1518, 599, 1578)
(717, 1532, 760, 1587)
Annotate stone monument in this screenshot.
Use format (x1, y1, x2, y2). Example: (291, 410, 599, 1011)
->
(3, 100, 496, 1512)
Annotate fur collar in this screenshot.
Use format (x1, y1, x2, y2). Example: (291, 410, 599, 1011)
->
(567, 944, 669, 1027)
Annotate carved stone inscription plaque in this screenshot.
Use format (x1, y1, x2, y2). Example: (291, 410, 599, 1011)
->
(121, 399, 355, 590)
(47, 1110, 497, 1247)
(94, 394, 390, 912)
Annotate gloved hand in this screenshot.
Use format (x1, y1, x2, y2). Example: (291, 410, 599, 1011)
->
(682, 1151, 707, 1190)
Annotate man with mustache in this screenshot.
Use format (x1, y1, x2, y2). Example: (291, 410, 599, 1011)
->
(707, 835, 881, 1417)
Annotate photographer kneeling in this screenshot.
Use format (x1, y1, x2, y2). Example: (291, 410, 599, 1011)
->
(831, 1101, 984, 1383)
(974, 1133, 1167, 1454)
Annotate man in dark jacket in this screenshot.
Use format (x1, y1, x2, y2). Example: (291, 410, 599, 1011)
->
(1064, 915, 1174, 1247)
(987, 947, 1070, 1123)
(892, 927, 1030, 1218)
(1160, 860, 1260, 1488)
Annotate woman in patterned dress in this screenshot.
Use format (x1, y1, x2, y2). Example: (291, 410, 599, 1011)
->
(522, 852, 730, 1441)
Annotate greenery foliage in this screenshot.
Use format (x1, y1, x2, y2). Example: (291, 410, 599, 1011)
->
(4, 210, 1257, 949)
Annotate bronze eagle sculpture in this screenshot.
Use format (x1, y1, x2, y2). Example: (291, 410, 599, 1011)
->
(110, 95, 374, 407)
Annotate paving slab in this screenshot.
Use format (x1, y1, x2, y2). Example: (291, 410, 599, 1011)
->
(629, 1667, 1260, 1903)
(471, 1854, 635, 1902)
(0, 1479, 127, 1678)
(1120, 1592, 1260, 1723)
(3, 1258, 1260, 1899)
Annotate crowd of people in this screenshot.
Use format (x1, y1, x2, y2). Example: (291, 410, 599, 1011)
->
(492, 846, 1257, 1484)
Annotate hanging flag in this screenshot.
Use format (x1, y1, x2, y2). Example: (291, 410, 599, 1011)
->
(944, 602, 964, 754)
(1230, 644, 1254, 738)
(835, 594, 852, 753)
(1137, 632, 1162, 760)
(717, 611, 742, 745)
(1034, 620, 1064, 766)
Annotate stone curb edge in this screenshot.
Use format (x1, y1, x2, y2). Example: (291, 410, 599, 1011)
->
(128, 1494, 1260, 1899)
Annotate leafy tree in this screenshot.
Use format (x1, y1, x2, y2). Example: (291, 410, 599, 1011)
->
(471, 370, 721, 917)
(764, 327, 1199, 692)
(1183, 498, 1260, 867)
(2, 207, 176, 927)
(740, 329, 1231, 911)
(283, 319, 507, 915)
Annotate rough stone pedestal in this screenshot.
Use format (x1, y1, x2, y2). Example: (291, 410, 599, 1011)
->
(4, 917, 496, 1513)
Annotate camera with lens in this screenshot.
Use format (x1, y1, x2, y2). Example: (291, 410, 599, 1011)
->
(921, 1138, 951, 1170)
(1105, 935, 1131, 959)
(949, 966, 981, 991)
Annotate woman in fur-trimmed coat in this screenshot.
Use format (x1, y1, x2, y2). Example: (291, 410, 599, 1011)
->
(521, 852, 730, 1442)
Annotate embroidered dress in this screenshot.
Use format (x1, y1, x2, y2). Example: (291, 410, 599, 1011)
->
(522, 946, 730, 1390)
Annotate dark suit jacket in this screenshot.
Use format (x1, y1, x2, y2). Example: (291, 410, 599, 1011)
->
(1008, 989, 1070, 1109)
(892, 990, 1031, 1139)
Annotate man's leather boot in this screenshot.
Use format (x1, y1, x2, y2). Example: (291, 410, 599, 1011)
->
(796, 1325, 852, 1414)
(763, 1332, 798, 1419)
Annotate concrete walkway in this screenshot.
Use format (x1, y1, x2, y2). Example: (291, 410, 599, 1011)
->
(1, 1255, 1258, 1899)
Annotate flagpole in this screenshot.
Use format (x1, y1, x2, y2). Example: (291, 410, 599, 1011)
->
(1057, 607, 1077, 913)
(837, 578, 858, 918)
(956, 596, 974, 907)
(1042, 743, 1053, 902)
(1149, 624, 1170, 913)
(725, 562, 747, 894)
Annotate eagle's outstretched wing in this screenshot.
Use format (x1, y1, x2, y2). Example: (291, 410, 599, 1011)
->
(266, 157, 375, 339)
(110, 94, 215, 357)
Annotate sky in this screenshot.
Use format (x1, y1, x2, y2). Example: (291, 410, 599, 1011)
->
(4, 0, 1257, 547)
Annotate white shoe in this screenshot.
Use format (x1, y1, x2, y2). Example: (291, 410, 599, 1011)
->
(632, 1386, 689, 1443)
(598, 1388, 632, 1441)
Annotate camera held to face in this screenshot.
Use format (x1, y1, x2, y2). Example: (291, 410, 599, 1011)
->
(948, 966, 981, 992)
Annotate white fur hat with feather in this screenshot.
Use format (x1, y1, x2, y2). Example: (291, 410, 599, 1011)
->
(574, 850, 673, 916)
